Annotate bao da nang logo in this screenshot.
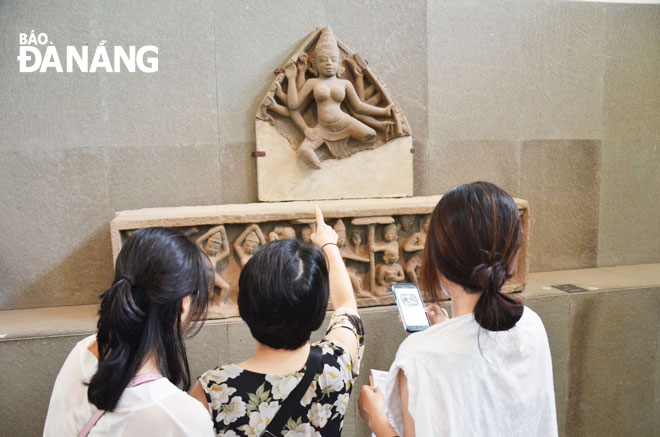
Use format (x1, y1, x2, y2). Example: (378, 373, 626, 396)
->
(17, 31, 158, 73)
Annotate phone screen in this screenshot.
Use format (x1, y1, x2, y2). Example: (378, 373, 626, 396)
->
(392, 283, 430, 332)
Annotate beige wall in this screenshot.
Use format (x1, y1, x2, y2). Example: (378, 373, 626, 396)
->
(1, 0, 659, 310)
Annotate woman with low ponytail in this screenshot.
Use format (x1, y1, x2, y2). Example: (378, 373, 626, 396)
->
(359, 182, 557, 437)
(44, 227, 215, 436)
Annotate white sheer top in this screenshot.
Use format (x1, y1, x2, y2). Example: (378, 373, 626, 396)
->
(44, 334, 214, 436)
(385, 307, 557, 437)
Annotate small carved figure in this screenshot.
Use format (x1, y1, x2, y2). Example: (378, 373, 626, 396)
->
(402, 216, 430, 285)
(267, 226, 296, 242)
(334, 219, 371, 298)
(195, 226, 230, 306)
(371, 223, 399, 255)
(300, 224, 313, 244)
(284, 27, 395, 169)
(374, 247, 405, 296)
(346, 231, 369, 260)
(234, 224, 266, 267)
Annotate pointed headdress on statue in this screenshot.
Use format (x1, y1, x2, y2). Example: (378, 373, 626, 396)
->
(333, 218, 346, 232)
(208, 232, 224, 245)
(316, 27, 339, 55)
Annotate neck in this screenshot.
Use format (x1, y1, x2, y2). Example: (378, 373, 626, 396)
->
(239, 341, 311, 374)
(136, 352, 160, 376)
(89, 340, 161, 377)
(444, 281, 482, 317)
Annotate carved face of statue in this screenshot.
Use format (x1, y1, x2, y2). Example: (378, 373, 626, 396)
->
(243, 232, 260, 254)
(384, 224, 398, 242)
(422, 217, 431, 233)
(301, 226, 313, 244)
(336, 229, 346, 247)
(383, 248, 398, 264)
(315, 49, 340, 77)
(204, 239, 222, 257)
(351, 232, 362, 246)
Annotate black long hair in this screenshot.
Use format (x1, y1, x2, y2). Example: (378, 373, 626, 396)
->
(421, 182, 523, 331)
(88, 227, 211, 411)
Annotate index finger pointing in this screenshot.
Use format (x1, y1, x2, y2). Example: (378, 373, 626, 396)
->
(315, 206, 325, 228)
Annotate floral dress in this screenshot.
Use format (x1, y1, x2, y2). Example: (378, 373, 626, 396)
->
(199, 310, 365, 437)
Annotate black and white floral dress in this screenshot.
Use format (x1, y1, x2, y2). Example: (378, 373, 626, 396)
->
(199, 309, 365, 437)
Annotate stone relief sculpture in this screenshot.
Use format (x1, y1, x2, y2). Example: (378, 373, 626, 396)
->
(195, 225, 230, 306)
(374, 247, 405, 297)
(234, 224, 266, 267)
(267, 226, 296, 242)
(372, 223, 400, 255)
(402, 215, 430, 285)
(300, 224, 314, 244)
(334, 219, 371, 298)
(256, 26, 411, 170)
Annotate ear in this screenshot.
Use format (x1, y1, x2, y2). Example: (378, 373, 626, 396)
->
(181, 295, 192, 316)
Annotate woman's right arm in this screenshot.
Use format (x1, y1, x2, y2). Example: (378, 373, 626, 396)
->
(358, 370, 415, 437)
(311, 207, 359, 359)
(190, 380, 211, 415)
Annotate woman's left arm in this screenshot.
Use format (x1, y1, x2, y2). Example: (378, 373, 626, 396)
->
(398, 370, 416, 437)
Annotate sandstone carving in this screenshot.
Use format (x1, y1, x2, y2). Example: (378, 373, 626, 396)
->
(402, 215, 430, 286)
(234, 224, 266, 267)
(374, 247, 405, 297)
(256, 25, 410, 170)
(334, 219, 371, 298)
(110, 196, 530, 319)
(195, 225, 230, 306)
(267, 226, 296, 242)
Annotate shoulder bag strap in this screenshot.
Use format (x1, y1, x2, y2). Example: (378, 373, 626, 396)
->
(79, 373, 163, 437)
(261, 346, 322, 437)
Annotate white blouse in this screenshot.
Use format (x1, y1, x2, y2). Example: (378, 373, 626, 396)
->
(44, 335, 214, 436)
(385, 307, 558, 437)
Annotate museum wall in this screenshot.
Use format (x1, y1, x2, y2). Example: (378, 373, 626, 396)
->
(1, 0, 659, 310)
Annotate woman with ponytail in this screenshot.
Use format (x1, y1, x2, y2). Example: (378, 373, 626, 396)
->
(359, 182, 557, 436)
(44, 227, 214, 436)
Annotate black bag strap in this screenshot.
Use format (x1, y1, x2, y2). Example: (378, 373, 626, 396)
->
(261, 346, 322, 436)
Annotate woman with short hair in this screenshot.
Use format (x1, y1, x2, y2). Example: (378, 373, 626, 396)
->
(44, 227, 215, 436)
(191, 208, 364, 436)
(359, 182, 557, 437)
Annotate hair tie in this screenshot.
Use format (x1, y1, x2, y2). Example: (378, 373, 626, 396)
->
(119, 276, 135, 287)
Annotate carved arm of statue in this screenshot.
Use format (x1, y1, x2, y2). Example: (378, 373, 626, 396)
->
(195, 225, 230, 261)
(344, 56, 377, 102)
(284, 61, 316, 111)
(296, 53, 308, 91)
(342, 250, 370, 263)
(392, 264, 405, 282)
(344, 81, 392, 118)
(234, 224, 266, 264)
(402, 233, 424, 253)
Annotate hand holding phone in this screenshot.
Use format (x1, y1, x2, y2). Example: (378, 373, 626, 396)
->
(392, 283, 430, 332)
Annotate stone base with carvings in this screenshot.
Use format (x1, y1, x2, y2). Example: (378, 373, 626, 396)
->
(110, 196, 529, 319)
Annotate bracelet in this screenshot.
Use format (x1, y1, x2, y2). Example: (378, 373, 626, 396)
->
(321, 242, 339, 251)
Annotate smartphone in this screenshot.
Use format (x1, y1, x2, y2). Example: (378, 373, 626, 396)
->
(392, 283, 430, 333)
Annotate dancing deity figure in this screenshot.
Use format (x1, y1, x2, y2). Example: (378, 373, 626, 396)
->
(234, 224, 266, 267)
(196, 226, 230, 306)
(283, 27, 394, 169)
